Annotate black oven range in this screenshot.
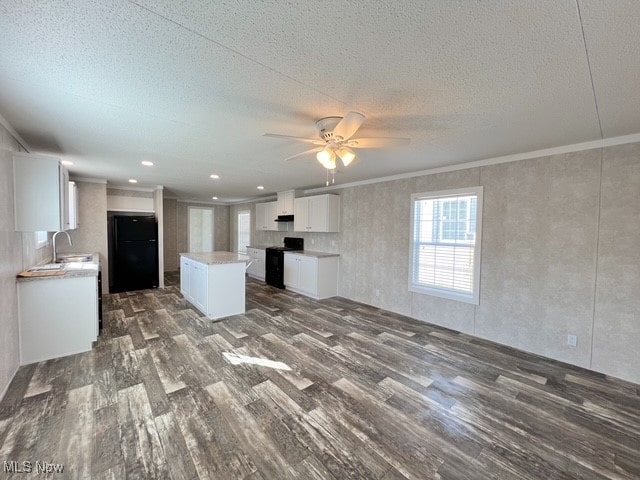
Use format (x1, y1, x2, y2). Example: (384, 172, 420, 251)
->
(265, 237, 304, 289)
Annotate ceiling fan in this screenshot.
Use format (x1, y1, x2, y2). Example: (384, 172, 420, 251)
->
(263, 112, 410, 170)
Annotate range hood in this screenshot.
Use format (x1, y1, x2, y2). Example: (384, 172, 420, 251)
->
(275, 215, 294, 222)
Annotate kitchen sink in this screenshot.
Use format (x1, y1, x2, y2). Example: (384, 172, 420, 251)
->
(29, 264, 65, 272)
(56, 254, 94, 263)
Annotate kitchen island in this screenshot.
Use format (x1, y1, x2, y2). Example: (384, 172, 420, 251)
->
(179, 252, 250, 320)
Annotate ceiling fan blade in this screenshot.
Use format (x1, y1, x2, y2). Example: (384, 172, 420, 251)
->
(263, 133, 324, 145)
(346, 137, 411, 148)
(333, 112, 366, 140)
(284, 147, 323, 161)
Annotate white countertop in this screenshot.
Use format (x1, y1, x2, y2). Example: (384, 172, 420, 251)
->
(17, 253, 100, 282)
(180, 252, 251, 265)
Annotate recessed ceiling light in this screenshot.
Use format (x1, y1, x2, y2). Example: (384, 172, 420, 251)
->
(141, 161, 154, 166)
(212, 196, 218, 200)
(257, 185, 264, 190)
(210, 174, 220, 179)
(128, 179, 138, 184)
(61, 160, 73, 166)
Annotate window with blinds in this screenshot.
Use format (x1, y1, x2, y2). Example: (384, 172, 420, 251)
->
(409, 187, 483, 304)
(237, 211, 251, 254)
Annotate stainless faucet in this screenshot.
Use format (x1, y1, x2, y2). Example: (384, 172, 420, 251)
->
(52, 230, 72, 263)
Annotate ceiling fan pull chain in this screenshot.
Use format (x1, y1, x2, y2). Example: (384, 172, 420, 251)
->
(332, 169, 335, 184)
(326, 169, 329, 187)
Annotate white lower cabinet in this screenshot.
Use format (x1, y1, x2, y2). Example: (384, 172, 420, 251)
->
(180, 256, 190, 294)
(180, 255, 246, 319)
(246, 248, 266, 280)
(191, 262, 207, 312)
(283, 253, 338, 299)
(18, 276, 99, 364)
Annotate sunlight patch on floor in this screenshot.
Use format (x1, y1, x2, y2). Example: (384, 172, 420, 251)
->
(222, 352, 292, 371)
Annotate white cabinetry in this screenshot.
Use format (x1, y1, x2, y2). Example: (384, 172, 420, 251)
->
(276, 190, 295, 215)
(294, 194, 340, 232)
(256, 201, 287, 231)
(180, 256, 190, 294)
(180, 255, 246, 319)
(18, 275, 99, 364)
(13, 153, 70, 231)
(68, 181, 79, 230)
(246, 247, 266, 280)
(190, 261, 207, 312)
(283, 253, 339, 299)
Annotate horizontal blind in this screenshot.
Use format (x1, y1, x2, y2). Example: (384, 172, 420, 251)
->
(412, 195, 477, 295)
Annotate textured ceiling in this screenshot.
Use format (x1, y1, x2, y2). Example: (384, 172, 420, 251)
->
(0, 0, 638, 202)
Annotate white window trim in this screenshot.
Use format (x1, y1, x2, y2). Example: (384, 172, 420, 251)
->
(34, 231, 48, 249)
(409, 186, 483, 305)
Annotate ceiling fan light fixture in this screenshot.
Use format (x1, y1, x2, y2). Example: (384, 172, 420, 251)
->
(337, 147, 355, 167)
(316, 148, 336, 169)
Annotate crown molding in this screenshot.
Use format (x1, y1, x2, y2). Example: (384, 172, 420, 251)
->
(305, 132, 640, 194)
(70, 176, 107, 184)
(107, 184, 156, 193)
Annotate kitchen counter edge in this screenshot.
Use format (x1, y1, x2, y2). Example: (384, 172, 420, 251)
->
(180, 252, 251, 265)
(284, 250, 340, 258)
(17, 253, 101, 282)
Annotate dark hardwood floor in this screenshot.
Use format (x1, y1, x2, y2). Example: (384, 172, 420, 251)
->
(1, 273, 639, 479)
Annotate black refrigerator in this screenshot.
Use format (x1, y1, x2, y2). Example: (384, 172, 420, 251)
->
(110, 215, 158, 293)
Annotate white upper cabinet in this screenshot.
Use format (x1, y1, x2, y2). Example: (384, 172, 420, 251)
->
(294, 194, 340, 232)
(276, 190, 295, 215)
(68, 181, 79, 230)
(255, 202, 268, 230)
(13, 153, 70, 232)
(255, 201, 287, 231)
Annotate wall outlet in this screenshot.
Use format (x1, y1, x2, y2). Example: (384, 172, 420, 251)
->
(375, 288, 380, 297)
(311, 238, 315, 245)
(567, 334, 578, 347)
(331, 240, 336, 247)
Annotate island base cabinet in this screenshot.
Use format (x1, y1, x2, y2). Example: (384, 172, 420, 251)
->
(180, 257, 246, 319)
(284, 253, 338, 300)
(18, 276, 98, 364)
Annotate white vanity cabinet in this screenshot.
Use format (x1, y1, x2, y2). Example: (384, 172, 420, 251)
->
(283, 253, 339, 299)
(246, 247, 266, 280)
(294, 194, 340, 232)
(13, 153, 70, 231)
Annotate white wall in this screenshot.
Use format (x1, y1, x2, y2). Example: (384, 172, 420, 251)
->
(338, 143, 640, 384)
(0, 124, 54, 400)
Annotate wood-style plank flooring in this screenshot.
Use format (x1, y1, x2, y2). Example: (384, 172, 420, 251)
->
(1, 273, 639, 479)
